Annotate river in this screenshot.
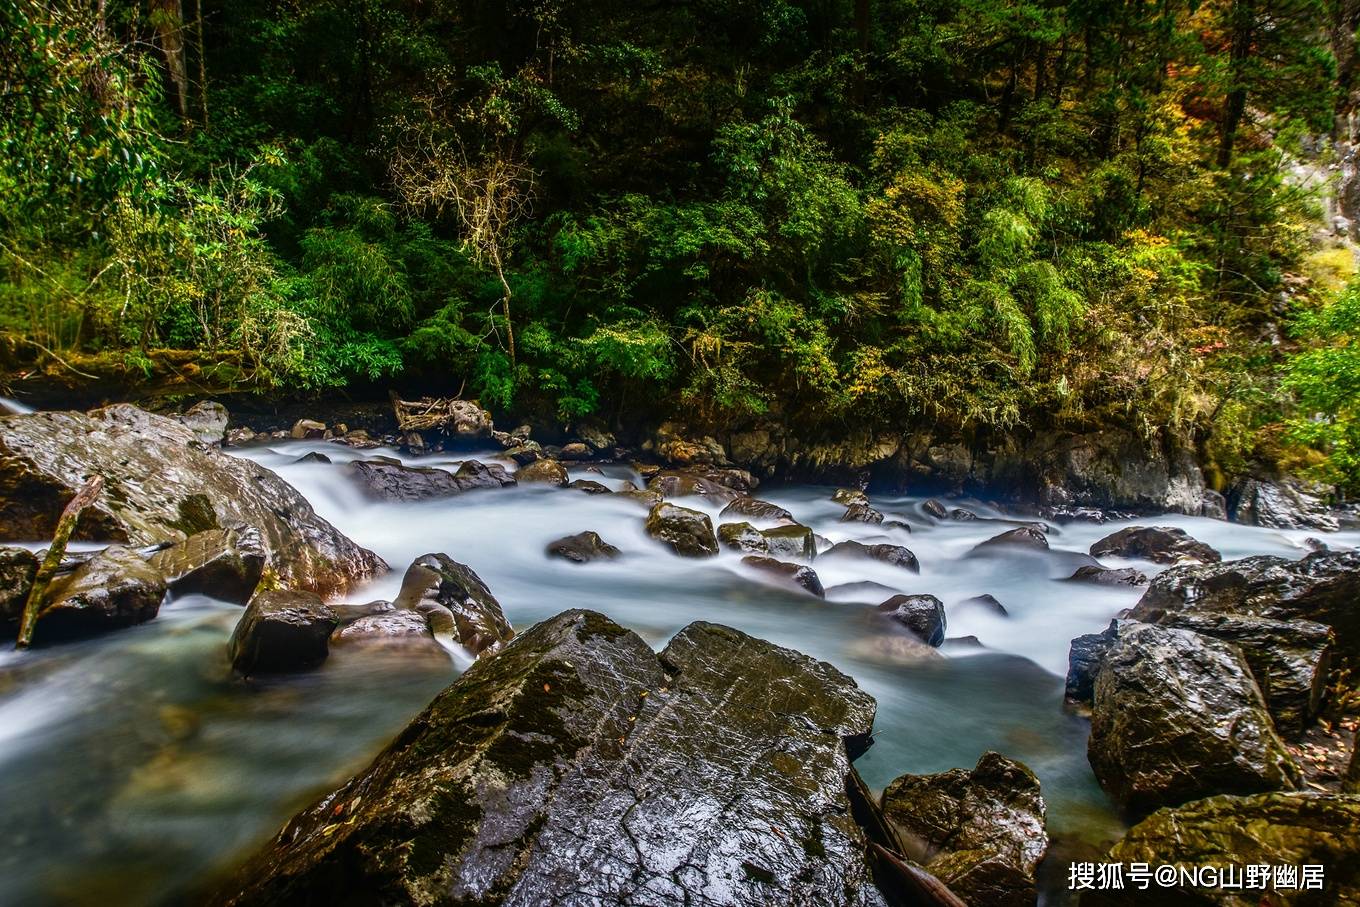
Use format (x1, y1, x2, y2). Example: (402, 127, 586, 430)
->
(0, 436, 1349, 905)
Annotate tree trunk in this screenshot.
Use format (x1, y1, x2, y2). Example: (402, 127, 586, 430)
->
(1217, 0, 1256, 168)
(150, 0, 190, 121)
(854, 0, 870, 53)
(193, 0, 209, 126)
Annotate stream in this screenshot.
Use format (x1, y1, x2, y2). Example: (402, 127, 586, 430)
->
(1, 435, 1352, 906)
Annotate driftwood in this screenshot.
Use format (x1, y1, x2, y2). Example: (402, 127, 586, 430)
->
(869, 843, 970, 907)
(389, 390, 478, 433)
(16, 475, 104, 649)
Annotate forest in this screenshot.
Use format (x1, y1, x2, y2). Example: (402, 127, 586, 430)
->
(4, 0, 1360, 486)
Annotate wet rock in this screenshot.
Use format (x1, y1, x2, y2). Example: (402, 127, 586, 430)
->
(1231, 477, 1340, 532)
(347, 457, 514, 500)
(392, 554, 515, 657)
(426, 399, 495, 447)
(971, 526, 1049, 553)
(720, 497, 794, 524)
(958, 593, 1008, 616)
(947, 508, 976, 521)
(825, 580, 903, 602)
(566, 478, 611, 495)
(877, 594, 946, 646)
(1151, 611, 1333, 738)
(574, 423, 616, 452)
(1089, 525, 1220, 564)
(559, 442, 592, 460)
(451, 459, 517, 491)
(211, 610, 884, 907)
(651, 421, 730, 466)
(881, 519, 913, 532)
(0, 546, 38, 625)
(880, 752, 1048, 907)
(0, 406, 385, 597)
(516, 458, 569, 486)
(921, 499, 949, 519)
(824, 540, 920, 572)
(1064, 620, 1120, 706)
(717, 522, 815, 560)
(647, 470, 743, 504)
(1064, 565, 1148, 586)
(292, 451, 331, 464)
(290, 418, 326, 440)
(833, 487, 869, 507)
(228, 590, 338, 675)
(741, 555, 825, 596)
(331, 609, 442, 655)
(504, 441, 543, 465)
(147, 527, 266, 604)
(225, 427, 257, 446)
(1130, 549, 1360, 662)
(841, 502, 884, 524)
(645, 502, 719, 557)
(1087, 622, 1299, 817)
(545, 531, 621, 564)
(844, 633, 945, 665)
(613, 488, 664, 509)
(27, 545, 166, 640)
(177, 401, 229, 446)
(1088, 793, 1360, 906)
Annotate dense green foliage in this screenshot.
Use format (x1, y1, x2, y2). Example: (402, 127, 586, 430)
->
(4, 0, 1360, 481)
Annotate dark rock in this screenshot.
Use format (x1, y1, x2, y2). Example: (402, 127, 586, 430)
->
(881, 519, 912, 532)
(825, 580, 902, 602)
(546, 531, 621, 564)
(1200, 488, 1229, 521)
(177, 401, 229, 446)
(958, 593, 1008, 616)
(212, 611, 884, 907)
(824, 540, 920, 572)
(948, 508, 976, 521)
(1088, 793, 1360, 906)
(566, 479, 611, 495)
(833, 487, 869, 506)
(28, 545, 166, 640)
(516, 458, 569, 486)
(841, 502, 884, 524)
(451, 459, 517, 490)
(393, 554, 515, 657)
(0, 546, 38, 624)
(645, 502, 719, 557)
(1065, 565, 1148, 586)
(347, 457, 514, 500)
(147, 527, 266, 604)
(921, 499, 949, 519)
(229, 590, 337, 675)
(1131, 549, 1360, 662)
(331, 609, 442, 656)
(647, 470, 743, 504)
(1151, 611, 1333, 738)
(1231, 477, 1340, 531)
(741, 555, 825, 596)
(880, 752, 1047, 907)
(0, 406, 385, 598)
(971, 526, 1049, 552)
(720, 497, 794, 523)
(289, 418, 326, 440)
(292, 451, 331, 464)
(877, 594, 946, 646)
(1064, 620, 1120, 705)
(613, 488, 664, 509)
(1088, 622, 1299, 816)
(504, 441, 542, 465)
(1090, 525, 1220, 564)
(718, 522, 816, 560)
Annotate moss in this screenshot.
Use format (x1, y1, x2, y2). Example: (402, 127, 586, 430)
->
(400, 785, 484, 879)
(170, 493, 219, 535)
(801, 820, 827, 861)
(575, 610, 631, 643)
(483, 662, 589, 779)
(741, 861, 775, 884)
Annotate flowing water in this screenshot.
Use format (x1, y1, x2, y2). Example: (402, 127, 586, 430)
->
(1, 436, 1353, 906)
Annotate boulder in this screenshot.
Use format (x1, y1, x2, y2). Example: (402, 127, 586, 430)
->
(147, 527, 266, 604)
(718, 522, 816, 559)
(921, 499, 949, 519)
(720, 497, 794, 524)
(832, 488, 869, 506)
(1064, 565, 1148, 586)
(566, 479, 611, 495)
(0, 406, 385, 597)
(574, 423, 616, 452)
(392, 554, 515, 657)
(1152, 611, 1333, 739)
(647, 471, 743, 504)
(1064, 620, 1120, 705)
(331, 609, 443, 657)
(177, 401, 229, 446)
(292, 452, 331, 464)
(1231, 477, 1340, 532)
(210, 611, 884, 907)
(880, 752, 1048, 907)
(971, 527, 1048, 553)
(651, 421, 730, 466)
(645, 502, 719, 557)
(504, 442, 543, 465)
(1088, 622, 1299, 816)
(347, 458, 515, 501)
(28, 545, 167, 640)
(613, 488, 664, 509)
(516, 458, 569, 486)
(958, 593, 1008, 616)
(290, 418, 326, 439)
(1089, 525, 1220, 564)
(841, 502, 884, 524)
(0, 546, 38, 624)
(559, 442, 592, 460)
(545, 531, 621, 564)
(877, 594, 946, 646)
(824, 540, 920, 572)
(228, 590, 338, 675)
(451, 459, 518, 491)
(1087, 793, 1360, 906)
(1130, 549, 1360, 662)
(740, 555, 825, 596)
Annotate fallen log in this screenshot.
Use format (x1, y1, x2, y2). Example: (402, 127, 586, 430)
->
(15, 475, 104, 649)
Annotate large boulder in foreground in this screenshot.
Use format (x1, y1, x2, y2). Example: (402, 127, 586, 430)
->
(229, 590, 338, 675)
(211, 610, 885, 907)
(645, 502, 720, 557)
(0, 406, 385, 598)
(32, 545, 167, 640)
(1085, 793, 1360, 906)
(1090, 525, 1220, 564)
(1088, 622, 1299, 817)
(392, 554, 515, 656)
(880, 752, 1048, 907)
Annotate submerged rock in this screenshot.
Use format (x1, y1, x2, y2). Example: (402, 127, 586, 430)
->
(1089, 525, 1221, 564)
(645, 502, 719, 557)
(921, 499, 949, 519)
(147, 527, 266, 604)
(880, 752, 1048, 907)
(877, 594, 946, 646)
(1064, 565, 1148, 586)
(229, 590, 338, 675)
(545, 531, 621, 564)
(841, 502, 884, 524)
(566, 478, 611, 495)
(0, 546, 38, 625)
(0, 405, 385, 597)
(211, 610, 885, 907)
(1087, 622, 1299, 816)
(971, 526, 1048, 552)
(823, 540, 920, 572)
(1087, 793, 1360, 906)
(34, 545, 167, 640)
(740, 555, 825, 596)
(392, 554, 515, 657)
(958, 593, 1008, 616)
(719, 496, 794, 524)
